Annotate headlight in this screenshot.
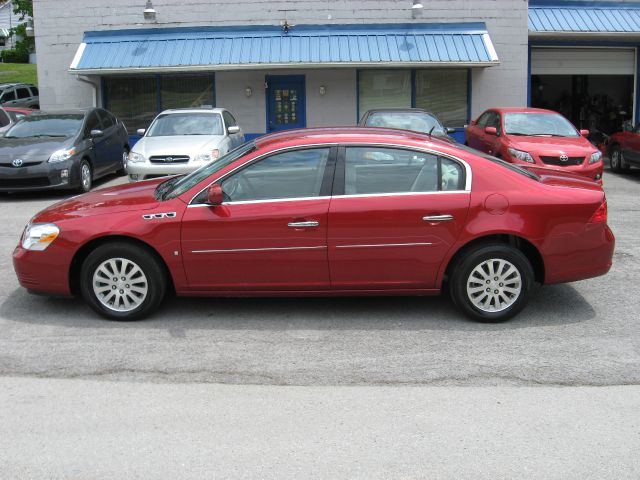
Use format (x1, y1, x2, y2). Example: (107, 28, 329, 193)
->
(21, 223, 60, 251)
(194, 149, 220, 163)
(507, 147, 535, 163)
(127, 152, 145, 163)
(48, 147, 76, 163)
(589, 151, 603, 164)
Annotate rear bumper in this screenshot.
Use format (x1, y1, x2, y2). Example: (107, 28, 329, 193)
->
(543, 224, 615, 284)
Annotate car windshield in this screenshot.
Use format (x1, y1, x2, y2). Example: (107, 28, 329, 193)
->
(4, 114, 83, 138)
(147, 113, 224, 137)
(160, 141, 257, 200)
(504, 113, 579, 137)
(456, 143, 540, 181)
(365, 112, 447, 135)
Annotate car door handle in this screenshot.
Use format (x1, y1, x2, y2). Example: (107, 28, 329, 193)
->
(423, 214, 454, 222)
(288, 221, 319, 228)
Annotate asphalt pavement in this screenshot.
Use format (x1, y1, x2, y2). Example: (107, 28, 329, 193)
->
(1, 166, 639, 478)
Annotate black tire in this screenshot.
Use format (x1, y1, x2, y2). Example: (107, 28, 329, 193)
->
(80, 242, 167, 321)
(78, 159, 92, 193)
(610, 146, 623, 173)
(116, 146, 129, 176)
(449, 244, 535, 322)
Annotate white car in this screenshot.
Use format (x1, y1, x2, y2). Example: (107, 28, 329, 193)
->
(126, 107, 245, 181)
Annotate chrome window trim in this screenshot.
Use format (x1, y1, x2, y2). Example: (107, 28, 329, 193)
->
(187, 142, 473, 206)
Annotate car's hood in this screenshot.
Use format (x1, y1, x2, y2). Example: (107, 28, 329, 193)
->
(133, 135, 225, 158)
(523, 165, 603, 191)
(33, 178, 166, 223)
(0, 136, 74, 163)
(507, 135, 595, 155)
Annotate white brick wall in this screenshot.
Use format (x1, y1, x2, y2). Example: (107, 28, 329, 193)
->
(33, 0, 529, 126)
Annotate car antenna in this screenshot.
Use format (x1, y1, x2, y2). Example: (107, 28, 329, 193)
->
(428, 125, 435, 136)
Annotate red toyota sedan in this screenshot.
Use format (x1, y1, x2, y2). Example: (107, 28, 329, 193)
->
(13, 128, 614, 322)
(465, 108, 604, 183)
(608, 125, 640, 173)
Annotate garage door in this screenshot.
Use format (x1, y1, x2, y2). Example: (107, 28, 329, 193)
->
(531, 47, 636, 75)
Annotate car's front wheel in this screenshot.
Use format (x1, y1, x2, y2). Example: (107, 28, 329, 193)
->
(610, 146, 623, 173)
(79, 159, 92, 192)
(80, 242, 167, 321)
(449, 244, 534, 322)
(116, 147, 129, 176)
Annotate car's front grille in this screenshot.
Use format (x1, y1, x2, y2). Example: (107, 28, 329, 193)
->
(0, 177, 50, 188)
(149, 155, 190, 164)
(0, 161, 42, 168)
(540, 156, 585, 166)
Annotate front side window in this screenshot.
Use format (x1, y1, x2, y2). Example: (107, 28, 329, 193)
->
(221, 148, 330, 202)
(476, 112, 492, 127)
(343, 147, 464, 195)
(223, 111, 237, 129)
(84, 111, 102, 136)
(0, 89, 16, 102)
(147, 113, 223, 137)
(98, 110, 115, 129)
(4, 114, 84, 138)
(504, 113, 579, 137)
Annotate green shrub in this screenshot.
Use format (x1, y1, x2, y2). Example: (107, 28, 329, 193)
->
(1, 48, 29, 63)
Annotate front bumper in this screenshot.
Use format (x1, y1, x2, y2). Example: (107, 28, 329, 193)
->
(13, 244, 72, 296)
(0, 160, 77, 192)
(127, 161, 206, 181)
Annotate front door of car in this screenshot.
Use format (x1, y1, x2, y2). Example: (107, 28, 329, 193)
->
(84, 111, 110, 175)
(223, 111, 243, 149)
(328, 146, 470, 289)
(479, 112, 501, 156)
(97, 109, 122, 170)
(180, 147, 335, 290)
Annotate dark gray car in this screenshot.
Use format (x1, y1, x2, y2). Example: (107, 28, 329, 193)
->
(0, 108, 129, 192)
(359, 108, 455, 141)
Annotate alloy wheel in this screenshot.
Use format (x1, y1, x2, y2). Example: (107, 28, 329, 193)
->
(466, 258, 522, 313)
(92, 258, 149, 312)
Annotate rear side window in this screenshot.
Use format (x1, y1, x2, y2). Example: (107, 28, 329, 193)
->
(343, 147, 465, 195)
(30, 86, 39, 96)
(16, 88, 31, 99)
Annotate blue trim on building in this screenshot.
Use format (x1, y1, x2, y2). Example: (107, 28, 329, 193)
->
(636, 47, 640, 125)
(355, 69, 361, 123)
(527, 45, 532, 107)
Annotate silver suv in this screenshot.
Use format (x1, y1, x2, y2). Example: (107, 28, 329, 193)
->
(0, 83, 39, 109)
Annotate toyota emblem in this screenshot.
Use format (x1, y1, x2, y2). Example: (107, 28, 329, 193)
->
(559, 154, 569, 162)
(165, 157, 173, 163)
(11, 158, 23, 167)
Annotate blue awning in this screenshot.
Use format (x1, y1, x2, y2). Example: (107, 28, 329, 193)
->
(69, 23, 499, 74)
(529, 3, 640, 35)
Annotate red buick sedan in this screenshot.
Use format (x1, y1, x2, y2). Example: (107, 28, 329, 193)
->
(465, 108, 604, 183)
(13, 128, 614, 322)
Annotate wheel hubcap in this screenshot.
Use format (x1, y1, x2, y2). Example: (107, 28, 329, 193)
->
(466, 258, 522, 313)
(82, 164, 91, 190)
(612, 151, 619, 168)
(92, 258, 148, 312)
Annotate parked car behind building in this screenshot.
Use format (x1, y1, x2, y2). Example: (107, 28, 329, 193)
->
(0, 83, 39, 109)
(126, 108, 245, 182)
(359, 108, 455, 140)
(0, 108, 129, 192)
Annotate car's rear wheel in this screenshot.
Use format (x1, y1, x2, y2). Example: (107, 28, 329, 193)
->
(610, 146, 623, 173)
(79, 159, 92, 192)
(116, 147, 129, 176)
(449, 244, 534, 322)
(80, 242, 167, 321)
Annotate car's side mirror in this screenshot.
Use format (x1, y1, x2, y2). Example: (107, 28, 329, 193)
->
(90, 129, 104, 138)
(227, 125, 240, 134)
(469, 120, 476, 126)
(136, 128, 146, 136)
(206, 184, 224, 206)
(446, 127, 456, 134)
(580, 129, 589, 137)
(485, 126, 498, 136)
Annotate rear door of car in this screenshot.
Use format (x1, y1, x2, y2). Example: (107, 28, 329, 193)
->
(180, 146, 336, 290)
(327, 145, 471, 289)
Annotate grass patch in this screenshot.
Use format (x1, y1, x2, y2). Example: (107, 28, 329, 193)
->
(0, 63, 37, 85)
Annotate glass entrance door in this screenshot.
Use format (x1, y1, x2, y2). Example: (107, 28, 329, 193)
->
(266, 75, 306, 133)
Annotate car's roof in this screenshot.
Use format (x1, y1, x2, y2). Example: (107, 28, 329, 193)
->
(0, 83, 35, 88)
(489, 107, 561, 115)
(32, 108, 91, 115)
(364, 108, 436, 115)
(254, 126, 450, 150)
(159, 107, 225, 115)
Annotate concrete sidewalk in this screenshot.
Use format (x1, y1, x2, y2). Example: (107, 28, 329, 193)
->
(1, 378, 638, 479)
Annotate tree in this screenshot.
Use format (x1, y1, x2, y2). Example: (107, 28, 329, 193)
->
(2, 0, 35, 62)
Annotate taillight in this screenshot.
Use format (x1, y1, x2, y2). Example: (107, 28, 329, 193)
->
(589, 200, 607, 223)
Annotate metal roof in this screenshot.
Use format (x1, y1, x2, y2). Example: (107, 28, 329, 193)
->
(69, 23, 499, 74)
(529, 3, 640, 34)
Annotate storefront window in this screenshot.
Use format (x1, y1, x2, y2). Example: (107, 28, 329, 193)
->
(160, 75, 215, 110)
(103, 76, 157, 132)
(103, 74, 215, 132)
(358, 70, 411, 118)
(415, 70, 468, 128)
(358, 69, 469, 128)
